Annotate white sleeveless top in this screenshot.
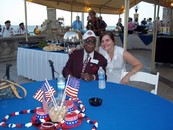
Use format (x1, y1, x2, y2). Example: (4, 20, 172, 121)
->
(99, 45, 126, 83)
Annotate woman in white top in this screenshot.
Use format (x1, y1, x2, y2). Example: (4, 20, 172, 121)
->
(98, 31, 143, 84)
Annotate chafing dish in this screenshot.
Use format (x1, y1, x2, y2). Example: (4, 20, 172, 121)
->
(63, 30, 82, 53)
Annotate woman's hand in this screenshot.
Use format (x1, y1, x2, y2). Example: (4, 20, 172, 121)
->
(120, 75, 130, 85)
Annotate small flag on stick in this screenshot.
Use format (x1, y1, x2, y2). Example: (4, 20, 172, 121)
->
(42, 93, 49, 114)
(65, 76, 80, 99)
(33, 81, 56, 102)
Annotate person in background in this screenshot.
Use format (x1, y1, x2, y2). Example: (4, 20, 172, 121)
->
(87, 16, 90, 21)
(98, 16, 107, 32)
(141, 18, 147, 27)
(86, 10, 102, 36)
(15, 22, 29, 36)
(116, 18, 124, 33)
(72, 16, 83, 33)
(128, 17, 135, 34)
(155, 17, 161, 33)
(0, 20, 14, 37)
(133, 17, 139, 29)
(34, 25, 41, 35)
(145, 18, 153, 32)
(62, 30, 107, 81)
(98, 31, 143, 84)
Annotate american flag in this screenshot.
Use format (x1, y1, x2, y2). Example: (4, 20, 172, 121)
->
(33, 81, 56, 102)
(65, 76, 80, 98)
(42, 93, 49, 114)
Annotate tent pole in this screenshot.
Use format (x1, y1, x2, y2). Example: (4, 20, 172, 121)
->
(81, 12, 84, 31)
(151, 3, 160, 73)
(123, 0, 130, 50)
(24, 0, 28, 42)
(71, 5, 73, 28)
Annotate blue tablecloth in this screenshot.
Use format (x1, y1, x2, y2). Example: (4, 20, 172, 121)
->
(120, 34, 153, 45)
(1, 80, 173, 130)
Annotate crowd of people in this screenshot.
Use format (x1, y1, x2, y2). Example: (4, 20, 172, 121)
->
(0, 20, 41, 37)
(115, 16, 164, 34)
(63, 10, 143, 84)
(0, 20, 29, 37)
(71, 10, 107, 35)
(1, 10, 145, 84)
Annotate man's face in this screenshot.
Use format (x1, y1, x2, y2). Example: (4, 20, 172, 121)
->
(20, 24, 24, 29)
(6, 22, 11, 28)
(83, 37, 96, 53)
(76, 16, 80, 21)
(89, 12, 95, 20)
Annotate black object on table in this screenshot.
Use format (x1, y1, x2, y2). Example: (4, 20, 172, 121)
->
(89, 97, 103, 106)
(155, 36, 173, 65)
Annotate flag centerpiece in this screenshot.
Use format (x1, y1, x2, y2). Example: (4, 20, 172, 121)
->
(4, 77, 98, 129)
(65, 75, 80, 99)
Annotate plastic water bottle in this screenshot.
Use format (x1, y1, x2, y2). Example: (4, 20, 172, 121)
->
(57, 74, 65, 98)
(98, 66, 106, 89)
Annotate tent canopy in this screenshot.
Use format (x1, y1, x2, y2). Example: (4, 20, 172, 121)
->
(27, 0, 141, 14)
(27, 0, 172, 14)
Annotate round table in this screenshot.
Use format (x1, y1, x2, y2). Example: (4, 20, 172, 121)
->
(1, 80, 173, 130)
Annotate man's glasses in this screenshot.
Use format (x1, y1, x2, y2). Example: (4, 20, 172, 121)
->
(83, 39, 96, 44)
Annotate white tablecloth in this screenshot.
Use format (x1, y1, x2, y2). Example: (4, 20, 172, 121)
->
(115, 34, 152, 50)
(17, 47, 69, 81)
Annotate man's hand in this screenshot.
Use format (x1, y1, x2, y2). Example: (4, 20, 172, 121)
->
(81, 73, 94, 81)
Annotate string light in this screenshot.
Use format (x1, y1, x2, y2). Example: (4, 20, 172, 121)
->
(87, 6, 91, 11)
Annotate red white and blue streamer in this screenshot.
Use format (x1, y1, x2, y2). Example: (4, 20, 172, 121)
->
(0, 98, 98, 129)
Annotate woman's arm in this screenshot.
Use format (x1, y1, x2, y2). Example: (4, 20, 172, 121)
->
(120, 50, 143, 84)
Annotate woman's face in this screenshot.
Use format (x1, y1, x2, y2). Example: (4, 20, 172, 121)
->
(101, 34, 114, 51)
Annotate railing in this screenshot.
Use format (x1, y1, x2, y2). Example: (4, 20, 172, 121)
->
(0, 35, 46, 62)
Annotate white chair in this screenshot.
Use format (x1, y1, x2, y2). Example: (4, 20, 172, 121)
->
(121, 71, 159, 95)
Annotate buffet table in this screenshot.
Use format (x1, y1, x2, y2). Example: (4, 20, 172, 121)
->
(1, 80, 173, 130)
(17, 47, 69, 81)
(115, 34, 152, 50)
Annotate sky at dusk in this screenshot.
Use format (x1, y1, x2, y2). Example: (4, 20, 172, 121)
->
(0, 0, 163, 26)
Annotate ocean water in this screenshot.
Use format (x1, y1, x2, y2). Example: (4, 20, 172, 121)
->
(106, 26, 116, 31)
(10, 25, 115, 35)
(11, 25, 36, 35)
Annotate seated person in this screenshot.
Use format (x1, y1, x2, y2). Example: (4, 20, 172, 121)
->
(62, 30, 107, 81)
(0, 20, 14, 37)
(14, 22, 29, 36)
(34, 25, 41, 35)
